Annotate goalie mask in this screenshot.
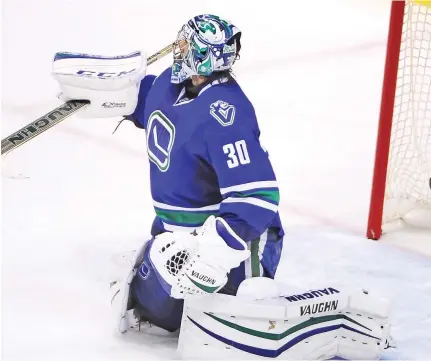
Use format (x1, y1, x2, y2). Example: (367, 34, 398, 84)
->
(171, 14, 242, 84)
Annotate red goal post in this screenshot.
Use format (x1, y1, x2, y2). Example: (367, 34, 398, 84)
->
(367, 0, 431, 240)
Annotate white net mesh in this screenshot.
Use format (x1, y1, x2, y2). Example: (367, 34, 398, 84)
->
(384, 1, 431, 225)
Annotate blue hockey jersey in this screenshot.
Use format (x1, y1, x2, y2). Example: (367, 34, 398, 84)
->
(128, 67, 284, 278)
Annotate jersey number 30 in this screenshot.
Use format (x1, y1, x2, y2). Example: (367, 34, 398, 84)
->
(223, 140, 251, 168)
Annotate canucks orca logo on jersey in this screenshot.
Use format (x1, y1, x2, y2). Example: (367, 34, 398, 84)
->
(209, 100, 235, 126)
(146, 110, 176, 172)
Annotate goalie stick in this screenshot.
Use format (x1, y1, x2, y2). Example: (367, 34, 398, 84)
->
(1, 43, 174, 156)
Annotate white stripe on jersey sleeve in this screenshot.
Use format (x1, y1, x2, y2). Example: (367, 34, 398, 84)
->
(221, 197, 278, 212)
(153, 200, 220, 211)
(244, 243, 253, 279)
(258, 230, 268, 262)
(220, 181, 278, 195)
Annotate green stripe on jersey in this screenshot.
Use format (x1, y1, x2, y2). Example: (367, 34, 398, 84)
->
(155, 209, 218, 225)
(239, 189, 280, 203)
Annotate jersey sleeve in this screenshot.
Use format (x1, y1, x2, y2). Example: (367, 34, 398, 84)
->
(205, 114, 280, 242)
(125, 74, 156, 129)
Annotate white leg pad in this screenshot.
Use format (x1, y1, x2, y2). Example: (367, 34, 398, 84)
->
(177, 285, 392, 360)
(110, 241, 149, 334)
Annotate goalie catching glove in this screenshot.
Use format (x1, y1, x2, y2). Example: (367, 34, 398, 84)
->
(52, 51, 147, 118)
(111, 216, 250, 333)
(151, 215, 250, 299)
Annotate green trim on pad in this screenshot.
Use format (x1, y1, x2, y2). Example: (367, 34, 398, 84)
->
(204, 313, 373, 340)
(187, 275, 219, 293)
(250, 240, 261, 277)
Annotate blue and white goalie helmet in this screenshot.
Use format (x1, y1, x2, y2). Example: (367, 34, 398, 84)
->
(171, 14, 242, 84)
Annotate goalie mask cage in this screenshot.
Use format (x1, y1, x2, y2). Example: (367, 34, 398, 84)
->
(367, 0, 431, 240)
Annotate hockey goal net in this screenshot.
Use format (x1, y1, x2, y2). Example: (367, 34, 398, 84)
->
(367, 0, 431, 240)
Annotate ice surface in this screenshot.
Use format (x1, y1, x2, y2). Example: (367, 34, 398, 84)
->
(2, 0, 430, 359)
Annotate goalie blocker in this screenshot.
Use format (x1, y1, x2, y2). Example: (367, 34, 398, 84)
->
(52, 50, 147, 118)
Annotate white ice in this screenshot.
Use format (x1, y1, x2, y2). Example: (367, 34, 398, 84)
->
(1, 0, 430, 359)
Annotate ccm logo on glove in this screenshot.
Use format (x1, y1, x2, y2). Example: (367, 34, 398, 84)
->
(76, 69, 136, 78)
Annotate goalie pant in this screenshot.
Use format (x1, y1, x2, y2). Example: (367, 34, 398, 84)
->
(129, 232, 281, 332)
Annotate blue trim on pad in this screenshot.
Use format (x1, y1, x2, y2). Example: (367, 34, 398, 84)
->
(54, 51, 141, 61)
(188, 316, 379, 358)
